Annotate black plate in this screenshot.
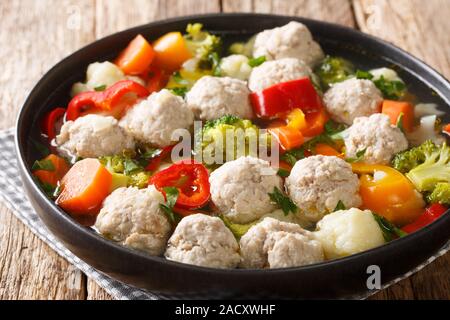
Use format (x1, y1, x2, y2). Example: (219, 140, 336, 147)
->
(15, 13, 450, 299)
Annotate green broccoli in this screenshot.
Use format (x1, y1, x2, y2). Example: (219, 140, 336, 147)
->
(199, 115, 269, 165)
(99, 154, 151, 189)
(220, 215, 256, 240)
(315, 56, 355, 89)
(427, 182, 450, 205)
(184, 23, 222, 72)
(392, 140, 436, 173)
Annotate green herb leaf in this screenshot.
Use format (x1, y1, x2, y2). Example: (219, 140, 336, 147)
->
(172, 71, 189, 85)
(159, 187, 181, 225)
(248, 56, 266, 67)
(372, 213, 407, 242)
(209, 52, 221, 76)
(123, 159, 142, 175)
(268, 187, 297, 216)
(324, 119, 347, 135)
(346, 148, 367, 163)
(333, 200, 346, 212)
(94, 85, 107, 91)
(281, 149, 305, 166)
(277, 168, 290, 178)
(32, 159, 55, 171)
(169, 87, 188, 97)
(373, 76, 406, 100)
(356, 69, 373, 80)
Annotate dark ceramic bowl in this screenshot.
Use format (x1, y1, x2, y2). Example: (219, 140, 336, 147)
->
(15, 13, 450, 299)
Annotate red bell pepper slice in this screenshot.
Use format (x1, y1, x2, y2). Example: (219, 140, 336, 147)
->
(41, 107, 66, 142)
(140, 65, 168, 94)
(402, 203, 447, 233)
(66, 80, 149, 121)
(145, 145, 174, 172)
(250, 77, 323, 119)
(149, 162, 210, 210)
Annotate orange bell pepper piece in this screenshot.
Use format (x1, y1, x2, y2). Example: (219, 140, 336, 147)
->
(352, 163, 425, 226)
(269, 126, 304, 151)
(115, 34, 155, 75)
(152, 32, 192, 72)
(314, 143, 344, 158)
(301, 109, 329, 137)
(33, 154, 70, 187)
(381, 100, 414, 132)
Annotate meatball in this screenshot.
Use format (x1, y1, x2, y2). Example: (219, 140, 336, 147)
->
(248, 58, 312, 92)
(185, 76, 253, 120)
(285, 155, 361, 223)
(119, 89, 194, 147)
(315, 208, 385, 259)
(344, 113, 409, 164)
(56, 114, 135, 159)
(323, 78, 383, 125)
(219, 54, 252, 81)
(252, 21, 324, 67)
(95, 186, 171, 256)
(240, 217, 324, 269)
(165, 214, 240, 268)
(209, 156, 283, 224)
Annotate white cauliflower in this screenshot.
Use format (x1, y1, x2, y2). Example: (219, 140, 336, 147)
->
(285, 155, 361, 224)
(209, 156, 283, 224)
(239, 217, 324, 269)
(219, 54, 252, 80)
(314, 208, 385, 259)
(119, 89, 194, 147)
(323, 78, 383, 125)
(186, 76, 254, 120)
(165, 214, 240, 268)
(56, 114, 135, 159)
(344, 113, 409, 164)
(248, 58, 312, 92)
(95, 186, 171, 256)
(252, 21, 324, 67)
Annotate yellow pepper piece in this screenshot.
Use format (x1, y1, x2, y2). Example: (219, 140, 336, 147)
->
(286, 108, 307, 130)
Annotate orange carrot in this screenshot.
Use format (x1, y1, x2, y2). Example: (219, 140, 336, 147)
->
(301, 109, 329, 137)
(33, 154, 70, 187)
(443, 123, 450, 135)
(56, 159, 112, 217)
(314, 143, 343, 158)
(115, 34, 155, 75)
(381, 100, 414, 132)
(152, 32, 192, 72)
(269, 126, 304, 151)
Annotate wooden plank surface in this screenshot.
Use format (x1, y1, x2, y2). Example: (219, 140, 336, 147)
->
(0, 0, 448, 300)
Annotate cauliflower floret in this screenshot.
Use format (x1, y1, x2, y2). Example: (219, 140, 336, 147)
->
(165, 214, 240, 268)
(315, 208, 385, 259)
(209, 156, 283, 224)
(119, 89, 194, 147)
(252, 21, 324, 67)
(71, 61, 145, 96)
(95, 186, 171, 256)
(56, 114, 135, 159)
(248, 58, 312, 92)
(240, 217, 324, 269)
(369, 67, 403, 82)
(285, 155, 361, 223)
(344, 113, 409, 164)
(324, 78, 383, 125)
(219, 54, 252, 80)
(186, 76, 254, 120)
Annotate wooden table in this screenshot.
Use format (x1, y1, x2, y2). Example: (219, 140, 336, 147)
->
(0, 0, 449, 300)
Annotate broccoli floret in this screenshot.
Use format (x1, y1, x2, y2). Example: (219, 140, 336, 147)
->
(199, 115, 269, 165)
(315, 56, 355, 89)
(184, 23, 222, 72)
(99, 154, 150, 189)
(427, 182, 450, 205)
(392, 140, 437, 173)
(220, 215, 256, 240)
(402, 141, 450, 192)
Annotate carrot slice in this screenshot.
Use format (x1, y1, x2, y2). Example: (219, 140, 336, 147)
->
(381, 100, 414, 132)
(56, 159, 112, 217)
(33, 154, 70, 187)
(269, 126, 304, 151)
(152, 32, 192, 72)
(314, 143, 343, 158)
(115, 34, 155, 75)
(443, 123, 450, 135)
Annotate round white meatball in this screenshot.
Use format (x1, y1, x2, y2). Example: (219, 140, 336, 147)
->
(119, 89, 194, 147)
(286, 155, 361, 224)
(323, 78, 383, 125)
(240, 217, 324, 269)
(95, 186, 171, 256)
(186, 76, 254, 120)
(56, 114, 135, 159)
(248, 58, 312, 92)
(209, 156, 283, 224)
(315, 208, 385, 259)
(165, 214, 240, 268)
(344, 113, 409, 164)
(252, 21, 324, 67)
(219, 54, 252, 81)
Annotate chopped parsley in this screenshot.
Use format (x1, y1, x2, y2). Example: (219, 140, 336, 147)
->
(248, 56, 266, 67)
(277, 168, 290, 178)
(94, 84, 107, 91)
(333, 200, 346, 212)
(32, 159, 55, 171)
(159, 187, 181, 225)
(346, 148, 367, 163)
(372, 213, 407, 242)
(268, 187, 297, 216)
